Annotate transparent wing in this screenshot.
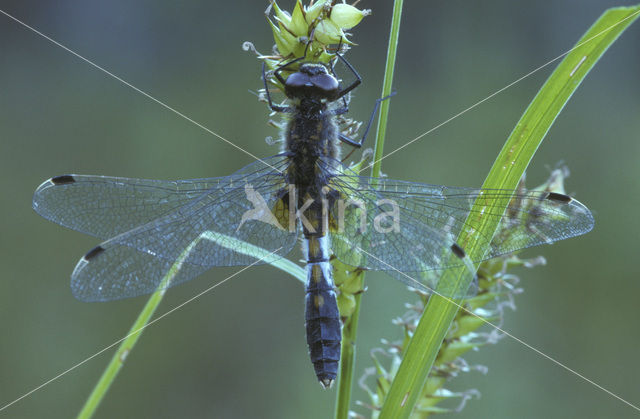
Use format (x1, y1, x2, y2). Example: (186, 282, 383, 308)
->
(34, 156, 299, 302)
(328, 170, 594, 297)
(33, 155, 291, 239)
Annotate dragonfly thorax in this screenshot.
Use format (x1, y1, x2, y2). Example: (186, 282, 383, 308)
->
(283, 64, 341, 163)
(284, 97, 340, 164)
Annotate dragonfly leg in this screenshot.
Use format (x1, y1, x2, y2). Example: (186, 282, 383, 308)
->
(262, 61, 293, 113)
(337, 92, 397, 150)
(333, 51, 362, 100)
(273, 40, 313, 85)
(265, 39, 315, 113)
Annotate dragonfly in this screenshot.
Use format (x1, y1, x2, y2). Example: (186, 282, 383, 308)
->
(32, 48, 594, 389)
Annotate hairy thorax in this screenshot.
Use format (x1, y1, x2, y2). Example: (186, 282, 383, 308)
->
(285, 99, 340, 189)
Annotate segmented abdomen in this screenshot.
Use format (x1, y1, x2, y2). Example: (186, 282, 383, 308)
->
(303, 222, 341, 388)
(285, 109, 342, 388)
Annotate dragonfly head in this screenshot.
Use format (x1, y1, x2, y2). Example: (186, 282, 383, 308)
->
(284, 63, 340, 102)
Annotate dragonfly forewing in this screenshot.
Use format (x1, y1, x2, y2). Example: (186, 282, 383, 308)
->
(32, 155, 291, 239)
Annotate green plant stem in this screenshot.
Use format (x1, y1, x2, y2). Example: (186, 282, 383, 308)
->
(76, 284, 168, 419)
(371, 0, 403, 180)
(334, 1, 404, 418)
(378, 6, 640, 419)
(333, 272, 364, 418)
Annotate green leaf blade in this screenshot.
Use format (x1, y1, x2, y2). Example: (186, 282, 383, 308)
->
(379, 5, 640, 419)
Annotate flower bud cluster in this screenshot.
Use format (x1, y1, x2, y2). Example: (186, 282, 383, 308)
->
(267, 0, 370, 63)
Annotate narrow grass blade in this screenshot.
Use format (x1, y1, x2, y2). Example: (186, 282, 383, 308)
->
(77, 232, 304, 419)
(378, 5, 640, 418)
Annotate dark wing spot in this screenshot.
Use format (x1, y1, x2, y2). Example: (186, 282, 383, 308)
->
(546, 192, 572, 204)
(450, 243, 466, 259)
(84, 245, 105, 261)
(51, 175, 75, 185)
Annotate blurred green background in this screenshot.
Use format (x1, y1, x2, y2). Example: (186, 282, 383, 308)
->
(1, 1, 639, 418)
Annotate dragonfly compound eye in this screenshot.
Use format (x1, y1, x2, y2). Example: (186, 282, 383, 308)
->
(285, 63, 340, 100)
(286, 72, 312, 88)
(310, 74, 339, 93)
